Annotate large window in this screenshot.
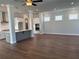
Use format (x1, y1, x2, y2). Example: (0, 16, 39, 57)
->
(69, 14, 78, 20)
(44, 17, 50, 22)
(55, 15, 63, 21)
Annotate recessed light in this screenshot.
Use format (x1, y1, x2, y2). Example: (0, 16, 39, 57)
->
(71, 2, 74, 5)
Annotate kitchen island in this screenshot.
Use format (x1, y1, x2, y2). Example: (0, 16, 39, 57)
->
(16, 30, 32, 42)
(2, 30, 32, 43)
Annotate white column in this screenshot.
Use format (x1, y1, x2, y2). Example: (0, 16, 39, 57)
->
(0, 19, 1, 31)
(23, 15, 27, 30)
(28, 10, 33, 30)
(39, 13, 44, 34)
(23, 20, 26, 30)
(0, 22, 1, 31)
(28, 10, 34, 37)
(0, 12, 2, 31)
(7, 5, 16, 44)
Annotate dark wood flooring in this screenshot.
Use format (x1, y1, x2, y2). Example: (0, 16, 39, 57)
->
(0, 34, 79, 59)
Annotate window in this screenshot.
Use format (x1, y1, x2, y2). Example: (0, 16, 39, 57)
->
(44, 17, 50, 22)
(69, 14, 78, 20)
(55, 15, 63, 21)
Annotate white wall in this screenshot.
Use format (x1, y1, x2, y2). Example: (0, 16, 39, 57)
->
(40, 7, 79, 35)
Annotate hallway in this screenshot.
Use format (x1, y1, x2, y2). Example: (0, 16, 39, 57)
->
(0, 34, 79, 59)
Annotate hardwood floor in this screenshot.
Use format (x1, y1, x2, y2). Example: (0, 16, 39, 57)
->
(0, 34, 79, 59)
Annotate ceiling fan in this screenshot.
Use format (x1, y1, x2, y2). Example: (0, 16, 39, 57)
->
(23, 0, 43, 6)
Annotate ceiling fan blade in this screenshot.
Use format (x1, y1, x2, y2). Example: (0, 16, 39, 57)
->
(33, 0, 43, 2)
(32, 3, 37, 6)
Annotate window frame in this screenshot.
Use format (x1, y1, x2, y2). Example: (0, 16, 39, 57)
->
(69, 14, 78, 20)
(55, 15, 63, 21)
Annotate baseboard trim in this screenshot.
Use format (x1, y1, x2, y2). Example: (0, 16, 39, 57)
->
(43, 33, 79, 36)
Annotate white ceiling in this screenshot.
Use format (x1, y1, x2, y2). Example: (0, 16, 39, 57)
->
(32, 0, 79, 12)
(0, 0, 79, 12)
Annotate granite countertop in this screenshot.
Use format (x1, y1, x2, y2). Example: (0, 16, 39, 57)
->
(2, 29, 32, 33)
(15, 30, 32, 33)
